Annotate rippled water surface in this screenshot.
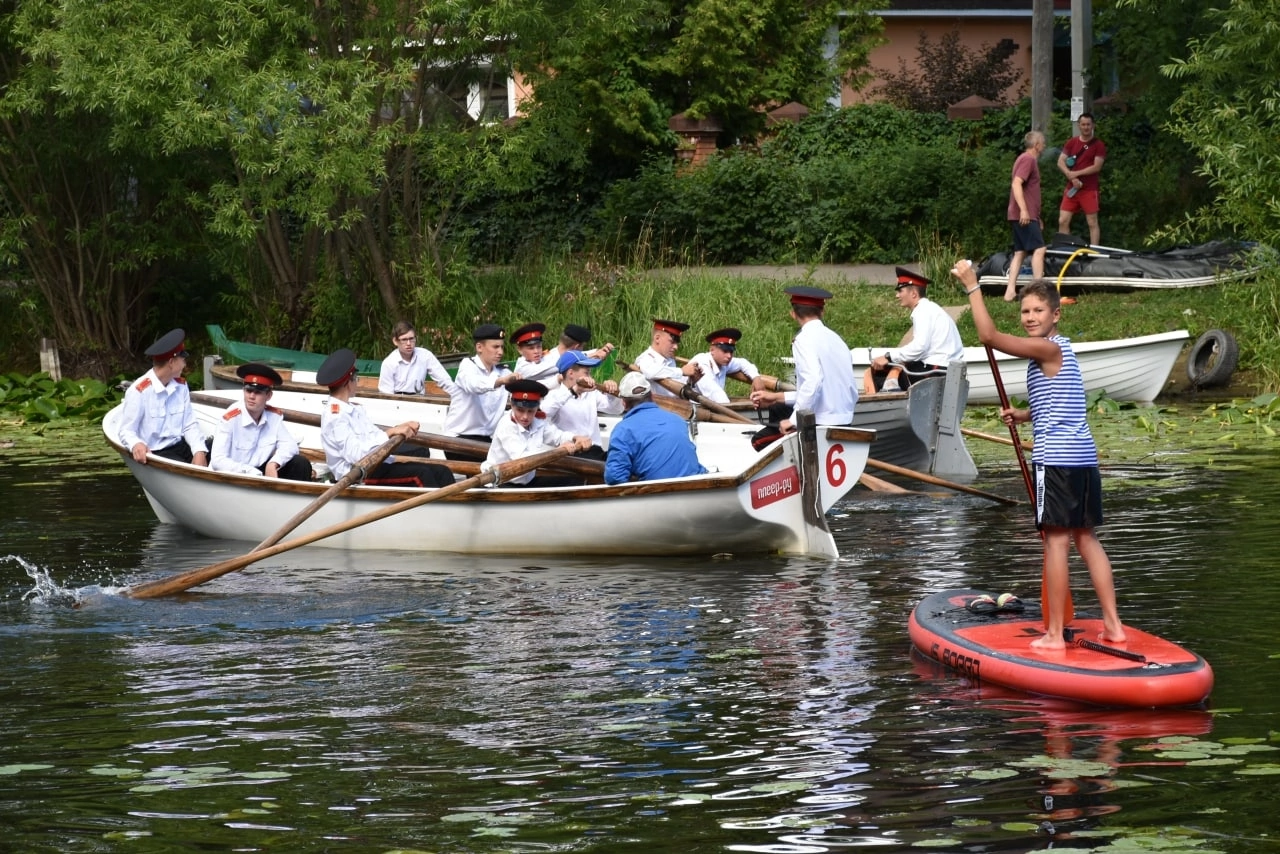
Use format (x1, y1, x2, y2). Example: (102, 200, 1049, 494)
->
(2, 434, 1279, 853)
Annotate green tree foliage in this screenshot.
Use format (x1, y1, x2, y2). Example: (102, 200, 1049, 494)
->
(872, 29, 1024, 113)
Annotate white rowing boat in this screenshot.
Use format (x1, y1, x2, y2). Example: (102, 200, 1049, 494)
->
(850, 331, 1189, 405)
(104, 404, 872, 558)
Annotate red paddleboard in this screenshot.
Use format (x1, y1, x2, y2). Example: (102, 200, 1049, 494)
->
(909, 589, 1213, 708)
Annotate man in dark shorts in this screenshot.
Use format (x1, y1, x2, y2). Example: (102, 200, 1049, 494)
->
(1005, 130, 1047, 302)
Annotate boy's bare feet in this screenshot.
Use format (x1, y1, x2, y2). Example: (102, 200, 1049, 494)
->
(1100, 624, 1127, 644)
(1030, 633, 1066, 651)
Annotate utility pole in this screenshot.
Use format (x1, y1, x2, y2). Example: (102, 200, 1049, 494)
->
(1032, 0, 1054, 133)
(1070, 0, 1093, 132)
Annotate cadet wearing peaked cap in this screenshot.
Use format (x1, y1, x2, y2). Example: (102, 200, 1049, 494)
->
(541, 350, 622, 461)
(442, 322, 519, 459)
(512, 322, 561, 388)
(687, 327, 764, 405)
(482, 380, 591, 487)
(541, 323, 616, 381)
(210, 362, 312, 481)
(749, 284, 857, 442)
(562, 324, 592, 346)
(319, 349, 454, 488)
(867, 265, 963, 393)
(118, 328, 208, 467)
(633, 318, 702, 398)
(378, 320, 457, 397)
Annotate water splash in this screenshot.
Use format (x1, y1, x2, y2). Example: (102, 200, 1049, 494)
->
(8, 554, 88, 607)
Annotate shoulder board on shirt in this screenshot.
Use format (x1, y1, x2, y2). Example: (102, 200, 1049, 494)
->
(265, 405, 283, 415)
(330, 402, 340, 414)
(134, 377, 152, 392)
(174, 376, 187, 384)
(222, 407, 243, 421)
(536, 411, 546, 419)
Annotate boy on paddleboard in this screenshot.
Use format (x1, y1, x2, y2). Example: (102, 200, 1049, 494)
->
(951, 261, 1125, 650)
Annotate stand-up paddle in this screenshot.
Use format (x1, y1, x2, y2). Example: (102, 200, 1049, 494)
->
(986, 344, 1073, 625)
(126, 446, 575, 599)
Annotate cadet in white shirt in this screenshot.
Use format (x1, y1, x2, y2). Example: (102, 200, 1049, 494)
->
(117, 328, 209, 466)
(865, 267, 965, 393)
(482, 380, 591, 487)
(541, 350, 623, 461)
(210, 363, 312, 480)
(688, 328, 763, 405)
(633, 318, 701, 398)
(749, 286, 858, 441)
(511, 323, 561, 388)
(442, 323, 520, 460)
(317, 349, 453, 487)
(377, 320, 457, 396)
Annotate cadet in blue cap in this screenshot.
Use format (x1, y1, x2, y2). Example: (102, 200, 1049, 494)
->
(541, 350, 623, 461)
(209, 363, 313, 481)
(317, 349, 453, 488)
(441, 323, 519, 460)
(117, 328, 209, 467)
(749, 287, 857, 443)
(482, 379, 592, 487)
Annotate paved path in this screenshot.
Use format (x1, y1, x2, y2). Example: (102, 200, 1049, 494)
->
(654, 264, 912, 286)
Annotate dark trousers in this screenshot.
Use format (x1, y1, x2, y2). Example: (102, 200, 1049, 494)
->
(267, 455, 314, 482)
(366, 446, 455, 488)
(444, 434, 491, 463)
(153, 441, 195, 463)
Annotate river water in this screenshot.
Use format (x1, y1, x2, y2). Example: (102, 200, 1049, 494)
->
(2, 421, 1279, 853)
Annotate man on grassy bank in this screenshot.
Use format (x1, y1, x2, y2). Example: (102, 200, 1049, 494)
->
(1006, 130, 1048, 302)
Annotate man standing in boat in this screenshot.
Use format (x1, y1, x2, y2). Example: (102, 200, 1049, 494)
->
(1005, 130, 1048, 302)
(541, 350, 623, 462)
(634, 319, 702, 397)
(482, 379, 592, 487)
(442, 323, 521, 460)
(317, 349, 454, 488)
(864, 268, 965, 393)
(605, 372, 707, 484)
(377, 320, 457, 397)
(210, 363, 313, 481)
(749, 287, 857, 443)
(118, 328, 209, 467)
(1057, 112, 1107, 246)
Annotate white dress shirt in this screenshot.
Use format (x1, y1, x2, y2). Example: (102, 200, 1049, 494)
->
(210, 405, 301, 476)
(320, 397, 392, 480)
(443, 356, 512, 437)
(634, 347, 685, 398)
(785, 318, 858, 425)
(117, 370, 205, 456)
(378, 347, 457, 395)
(514, 354, 561, 388)
(688, 351, 759, 404)
(482, 414, 575, 485)
(886, 298, 965, 367)
(542, 384, 624, 446)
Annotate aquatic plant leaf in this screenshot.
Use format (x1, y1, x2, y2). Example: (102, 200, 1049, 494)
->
(0, 763, 53, 775)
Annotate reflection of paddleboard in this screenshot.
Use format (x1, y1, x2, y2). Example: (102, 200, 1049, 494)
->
(909, 589, 1214, 708)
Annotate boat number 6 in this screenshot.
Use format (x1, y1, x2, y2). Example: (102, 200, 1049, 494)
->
(825, 443, 846, 487)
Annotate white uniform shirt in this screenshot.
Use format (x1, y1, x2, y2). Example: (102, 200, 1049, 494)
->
(378, 347, 456, 395)
(443, 356, 512, 437)
(887, 298, 965, 368)
(785, 318, 858, 425)
(482, 413, 575, 485)
(542, 384, 624, 446)
(118, 370, 205, 456)
(688, 351, 759, 404)
(634, 347, 685, 398)
(320, 397, 391, 480)
(514, 353, 561, 389)
(210, 405, 301, 476)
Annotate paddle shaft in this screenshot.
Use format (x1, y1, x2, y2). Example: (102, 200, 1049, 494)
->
(863, 457, 1019, 505)
(126, 446, 574, 599)
(190, 393, 603, 479)
(961, 426, 1033, 452)
(251, 433, 404, 552)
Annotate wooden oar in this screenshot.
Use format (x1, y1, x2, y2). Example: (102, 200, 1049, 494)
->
(125, 446, 574, 599)
(858, 471, 915, 494)
(863, 457, 1020, 505)
(251, 434, 403, 552)
(619, 362, 756, 425)
(189, 393, 602, 479)
(961, 426, 1034, 452)
(985, 344, 1072, 625)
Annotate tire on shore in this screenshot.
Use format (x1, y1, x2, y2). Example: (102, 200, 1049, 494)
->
(1186, 329, 1238, 388)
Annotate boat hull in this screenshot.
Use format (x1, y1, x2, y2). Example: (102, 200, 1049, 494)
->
(909, 589, 1213, 708)
(851, 330, 1188, 405)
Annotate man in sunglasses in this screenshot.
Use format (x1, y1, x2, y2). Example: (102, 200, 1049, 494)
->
(633, 319, 702, 398)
